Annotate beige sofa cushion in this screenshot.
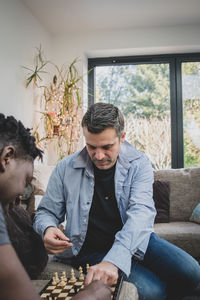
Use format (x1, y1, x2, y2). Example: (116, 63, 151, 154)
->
(154, 221, 200, 258)
(154, 167, 200, 221)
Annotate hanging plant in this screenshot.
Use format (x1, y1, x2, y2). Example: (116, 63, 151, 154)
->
(23, 46, 85, 159)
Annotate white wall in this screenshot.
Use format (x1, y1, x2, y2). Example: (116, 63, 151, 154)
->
(51, 24, 200, 61)
(0, 0, 52, 128)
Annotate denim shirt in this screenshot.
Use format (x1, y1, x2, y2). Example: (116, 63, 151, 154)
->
(33, 141, 156, 276)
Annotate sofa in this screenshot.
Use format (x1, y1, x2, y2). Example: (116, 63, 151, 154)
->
(30, 165, 200, 283)
(153, 166, 200, 260)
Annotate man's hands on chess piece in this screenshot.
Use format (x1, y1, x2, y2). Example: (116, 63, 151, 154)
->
(85, 261, 118, 287)
(72, 280, 112, 300)
(43, 227, 72, 254)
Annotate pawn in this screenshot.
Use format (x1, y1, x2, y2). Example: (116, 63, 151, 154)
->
(86, 263, 89, 273)
(52, 276, 57, 285)
(69, 268, 76, 283)
(79, 266, 84, 281)
(62, 271, 67, 282)
(59, 277, 66, 286)
(54, 272, 59, 283)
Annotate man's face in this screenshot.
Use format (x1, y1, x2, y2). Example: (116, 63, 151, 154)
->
(83, 127, 126, 170)
(0, 158, 33, 207)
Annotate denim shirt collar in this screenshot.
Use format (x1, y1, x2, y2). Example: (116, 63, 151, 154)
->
(72, 147, 94, 177)
(72, 140, 142, 175)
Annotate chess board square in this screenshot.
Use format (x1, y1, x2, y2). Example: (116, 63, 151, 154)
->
(75, 282, 83, 286)
(62, 285, 73, 291)
(57, 292, 68, 297)
(65, 285, 73, 289)
(46, 285, 56, 290)
(41, 293, 50, 298)
(52, 288, 62, 294)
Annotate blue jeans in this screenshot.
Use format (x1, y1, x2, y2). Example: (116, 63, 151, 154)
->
(72, 233, 200, 300)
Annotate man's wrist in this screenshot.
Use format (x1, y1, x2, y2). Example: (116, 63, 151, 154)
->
(43, 226, 55, 237)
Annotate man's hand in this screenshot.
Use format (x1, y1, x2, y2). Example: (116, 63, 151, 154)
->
(43, 227, 72, 254)
(72, 280, 111, 300)
(85, 261, 118, 287)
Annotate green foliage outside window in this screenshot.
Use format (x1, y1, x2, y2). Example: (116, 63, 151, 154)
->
(96, 62, 200, 169)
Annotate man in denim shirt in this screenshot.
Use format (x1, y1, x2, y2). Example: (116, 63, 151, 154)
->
(34, 103, 200, 300)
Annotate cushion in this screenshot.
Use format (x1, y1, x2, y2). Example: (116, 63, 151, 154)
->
(154, 221, 200, 258)
(153, 180, 170, 223)
(190, 203, 200, 224)
(154, 167, 200, 221)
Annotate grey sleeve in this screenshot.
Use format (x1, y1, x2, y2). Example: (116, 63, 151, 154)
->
(0, 203, 10, 245)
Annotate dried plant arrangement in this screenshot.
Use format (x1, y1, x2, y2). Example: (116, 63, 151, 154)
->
(23, 46, 84, 160)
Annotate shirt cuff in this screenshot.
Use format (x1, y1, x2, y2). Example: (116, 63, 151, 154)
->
(102, 241, 133, 277)
(33, 218, 58, 238)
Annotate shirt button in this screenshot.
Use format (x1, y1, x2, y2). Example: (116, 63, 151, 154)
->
(83, 218, 87, 223)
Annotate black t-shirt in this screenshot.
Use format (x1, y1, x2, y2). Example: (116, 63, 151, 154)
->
(78, 163, 123, 256)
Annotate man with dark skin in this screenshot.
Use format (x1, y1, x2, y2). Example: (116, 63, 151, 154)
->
(0, 113, 111, 300)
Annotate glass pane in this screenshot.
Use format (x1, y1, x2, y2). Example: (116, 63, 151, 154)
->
(95, 64, 171, 169)
(182, 62, 200, 167)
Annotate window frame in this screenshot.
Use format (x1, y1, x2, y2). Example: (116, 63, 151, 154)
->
(88, 53, 200, 169)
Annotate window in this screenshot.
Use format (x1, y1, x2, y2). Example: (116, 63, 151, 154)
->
(182, 61, 200, 167)
(88, 54, 200, 169)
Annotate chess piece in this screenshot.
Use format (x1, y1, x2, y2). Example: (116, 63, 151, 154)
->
(52, 276, 57, 285)
(62, 271, 67, 282)
(79, 266, 84, 281)
(74, 285, 78, 294)
(59, 277, 66, 286)
(69, 268, 76, 283)
(54, 272, 60, 283)
(86, 263, 89, 273)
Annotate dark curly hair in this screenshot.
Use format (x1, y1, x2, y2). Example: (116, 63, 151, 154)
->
(81, 102, 124, 138)
(0, 113, 43, 161)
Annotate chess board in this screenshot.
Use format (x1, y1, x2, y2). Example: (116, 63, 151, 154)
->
(39, 269, 123, 300)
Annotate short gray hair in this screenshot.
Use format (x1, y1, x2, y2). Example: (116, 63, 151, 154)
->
(81, 102, 124, 137)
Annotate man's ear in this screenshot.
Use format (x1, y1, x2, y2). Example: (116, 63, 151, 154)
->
(0, 146, 15, 172)
(120, 131, 126, 144)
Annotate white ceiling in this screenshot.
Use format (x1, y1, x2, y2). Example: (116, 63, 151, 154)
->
(20, 0, 200, 36)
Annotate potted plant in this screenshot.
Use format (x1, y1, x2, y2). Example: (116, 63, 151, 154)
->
(23, 46, 84, 160)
